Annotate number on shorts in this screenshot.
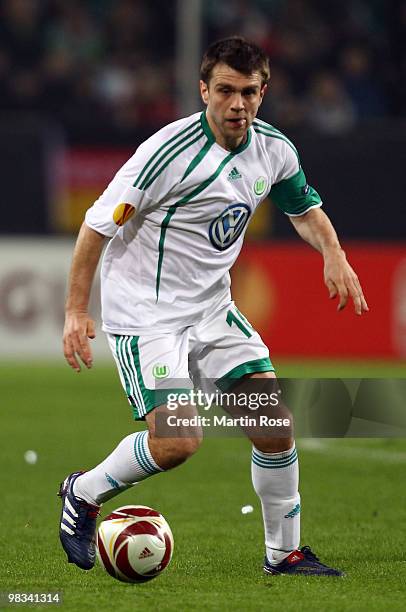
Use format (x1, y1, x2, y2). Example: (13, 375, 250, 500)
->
(226, 308, 252, 338)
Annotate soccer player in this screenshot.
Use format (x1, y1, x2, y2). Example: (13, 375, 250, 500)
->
(59, 37, 368, 576)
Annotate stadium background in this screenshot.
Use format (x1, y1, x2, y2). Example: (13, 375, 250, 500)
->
(0, 0, 405, 360)
(1, 1, 405, 611)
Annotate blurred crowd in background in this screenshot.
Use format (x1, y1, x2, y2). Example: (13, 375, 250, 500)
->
(0, 0, 405, 142)
(0, 0, 405, 356)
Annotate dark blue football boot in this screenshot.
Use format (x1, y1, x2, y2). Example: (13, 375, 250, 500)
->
(58, 471, 100, 570)
(264, 546, 344, 576)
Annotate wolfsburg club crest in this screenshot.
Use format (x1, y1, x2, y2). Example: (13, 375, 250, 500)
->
(209, 204, 251, 251)
(153, 364, 169, 379)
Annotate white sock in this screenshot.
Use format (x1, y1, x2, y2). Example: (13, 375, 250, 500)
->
(73, 431, 163, 505)
(251, 443, 300, 565)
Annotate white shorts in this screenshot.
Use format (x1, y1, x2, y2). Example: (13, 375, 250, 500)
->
(107, 301, 273, 420)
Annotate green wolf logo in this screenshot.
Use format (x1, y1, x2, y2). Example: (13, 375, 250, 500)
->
(153, 364, 170, 379)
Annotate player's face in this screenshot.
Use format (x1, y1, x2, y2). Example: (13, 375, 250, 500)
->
(200, 63, 267, 151)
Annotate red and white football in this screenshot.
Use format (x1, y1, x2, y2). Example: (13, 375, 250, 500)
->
(97, 505, 174, 583)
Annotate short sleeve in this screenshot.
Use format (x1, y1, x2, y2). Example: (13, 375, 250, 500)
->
(84, 116, 202, 236)
(85, 179, 157, 238)
(270, 141, 323, 216)
(84, 143, 160, 237)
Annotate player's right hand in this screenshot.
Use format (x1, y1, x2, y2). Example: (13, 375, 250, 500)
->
(63, 311, 96, 372)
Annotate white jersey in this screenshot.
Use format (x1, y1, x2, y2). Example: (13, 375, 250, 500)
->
(85, 111, 322, 334)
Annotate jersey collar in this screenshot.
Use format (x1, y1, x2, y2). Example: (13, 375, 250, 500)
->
(200, 111, 252, 155)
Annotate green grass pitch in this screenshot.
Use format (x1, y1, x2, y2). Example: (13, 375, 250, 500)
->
(1, 361, 405, 611)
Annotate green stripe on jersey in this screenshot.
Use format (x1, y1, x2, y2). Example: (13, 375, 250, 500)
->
(133, 119, 201, 189)
(140, 125, 204, 190)
(154, 112, 253, 299)
(253, 118, 297, 145)
(181, 138, 214, 182)
(155, 151, 235, 300)
(253, 121, 299, 161)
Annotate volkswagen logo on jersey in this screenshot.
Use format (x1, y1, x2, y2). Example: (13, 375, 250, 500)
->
(209, 204, 251, 251)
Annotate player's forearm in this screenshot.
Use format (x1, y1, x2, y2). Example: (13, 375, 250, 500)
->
(65, 223, 107, 313)
(289, 208, 344, 258)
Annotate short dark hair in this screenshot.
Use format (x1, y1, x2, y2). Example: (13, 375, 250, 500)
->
(200, 36, 270, 86)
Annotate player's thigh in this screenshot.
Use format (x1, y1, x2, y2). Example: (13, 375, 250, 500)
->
(190, 309, 292, 450)
(189, 301, 274, 389)
(107, 332, 191, 422)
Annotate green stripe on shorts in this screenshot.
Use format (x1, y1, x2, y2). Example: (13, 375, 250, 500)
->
(215, 357, 274, 392)
(115, 335, 192, 421)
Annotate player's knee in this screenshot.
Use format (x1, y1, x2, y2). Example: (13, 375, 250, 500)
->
(252, 436, 295, 454)
(146, 403, 203, 468)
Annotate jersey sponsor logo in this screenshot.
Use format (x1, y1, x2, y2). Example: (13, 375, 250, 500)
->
(153, 364, 170, 379)
(113, 203, 135, 226)
(253, 176, 268, 196)
(209, 204, 251, 251)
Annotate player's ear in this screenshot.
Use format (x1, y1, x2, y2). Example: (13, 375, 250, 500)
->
(200, 80, 209, 105)
(258, 83, 268, 107)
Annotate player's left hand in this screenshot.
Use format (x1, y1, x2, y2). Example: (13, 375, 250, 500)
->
(323, 249, 369, 315)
